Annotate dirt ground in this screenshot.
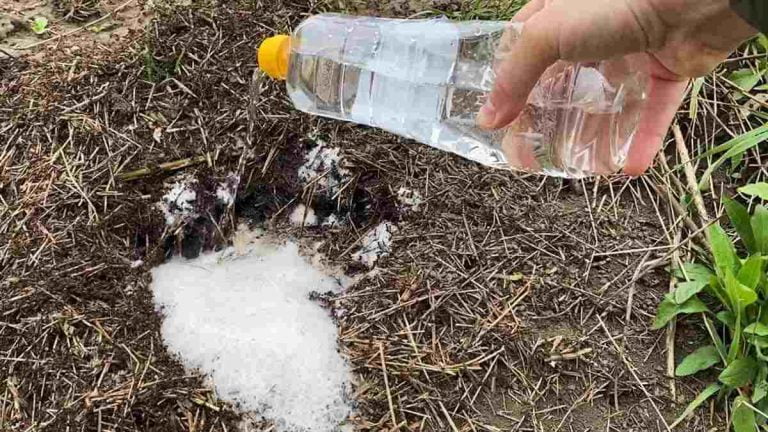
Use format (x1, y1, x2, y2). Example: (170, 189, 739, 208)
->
(1, 0, 150, 59)
(1, 0, 759, 431)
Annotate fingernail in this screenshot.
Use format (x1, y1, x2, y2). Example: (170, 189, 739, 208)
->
(477, 102, 497, 129)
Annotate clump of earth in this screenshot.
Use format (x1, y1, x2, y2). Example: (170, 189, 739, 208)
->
(0, 15, 23, 41)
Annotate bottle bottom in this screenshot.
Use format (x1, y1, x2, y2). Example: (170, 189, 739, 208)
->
(501, 102, 637, 178)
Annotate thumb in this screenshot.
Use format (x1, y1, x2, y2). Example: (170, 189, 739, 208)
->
(477, 0, 656, 130)
(477, 12, 560, 130)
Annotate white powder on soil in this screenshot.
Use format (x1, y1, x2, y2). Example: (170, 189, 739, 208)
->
(352, 222, 397, 268)
(288, 204, 318, 227)
(151, 235, 353, 431)
(216, 173, 239, 206)
(158, 180, 197, 226)
(322, 214, 343, 227)
(397, 187, 423, 211)
(216, 184, 234, 205)
(298, 141, 350, 197)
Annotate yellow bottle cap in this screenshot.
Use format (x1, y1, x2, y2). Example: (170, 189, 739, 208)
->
(258, 35, 291, 80)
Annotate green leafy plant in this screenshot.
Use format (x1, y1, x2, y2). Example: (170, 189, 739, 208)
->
(729, 67, 766, 94)
(741, 184, 768, 201)
(142, 43, 184, 83)
(30, 17, 49, 35)
(655, 193, 768, 431)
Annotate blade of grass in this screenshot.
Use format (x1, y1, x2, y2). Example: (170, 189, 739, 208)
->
(681, 122, 768, 164)
(689, 77, 705, 119)
(695, 123, 768, 190)
(669, 383, 721, 429)
(703, 314, 727, 362)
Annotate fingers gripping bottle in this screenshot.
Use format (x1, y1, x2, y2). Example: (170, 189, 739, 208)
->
(258, 14, 649, 178)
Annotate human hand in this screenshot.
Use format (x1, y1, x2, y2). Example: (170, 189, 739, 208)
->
(478, 0, 759, 176)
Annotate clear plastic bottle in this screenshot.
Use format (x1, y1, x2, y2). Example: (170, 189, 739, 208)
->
(257, 14, 649, 178)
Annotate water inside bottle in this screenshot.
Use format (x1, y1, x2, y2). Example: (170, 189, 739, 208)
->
(284, 15, 647, 177)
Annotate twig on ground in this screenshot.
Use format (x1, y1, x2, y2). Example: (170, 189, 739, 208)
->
(666, 230, 682, 402)
(379, 343, 398, 430)
(625, 251, 651, 324)
(118, 155, 208, 181)
(674, 124, 710, 224)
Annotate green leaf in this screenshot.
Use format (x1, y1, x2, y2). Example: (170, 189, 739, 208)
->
(689, 77, 705, 119)
(704, 314, 728, 361)
(757, 396, 768, 424)
(747, 335, 768, 348)
(675, 345, 722, 376)
(674, 262, 714, 283)
(733, 396, 757, 432)
(30, 17, 48, 35)
(710, 223, 739, 277)
(740, 183, 768, 200)
(729, 307, 743, 364)
(678, 296, 710, 314)
(729, 69, 763, 92)
(738, 255, 764, 291)
(652, 296, 709, 329)
(669, 383, 721, 429)
(674, 280, 708, 304)
(754, 366, 768, 403)
(752, 206, 768, 255)
(724, 196, 757, 253)
(745, 323, 768, 336)
(757, 34, 768, 52)
(653, 297, 678, 330)
(708, 275, 733, 311)
(719, 357, 758, 387)
(726, 268, 758, 308)
(731, 149, 746, 172)
(698, 124, 768, 190)
(718, 310, 737, 329)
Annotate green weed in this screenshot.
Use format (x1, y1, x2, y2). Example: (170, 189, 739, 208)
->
(432, 0, 526, 21)
(656, 188, 768, 431)
(687, 123, 768, 190)
(142, 44, 183, 83)
(30, 17, 49, 35)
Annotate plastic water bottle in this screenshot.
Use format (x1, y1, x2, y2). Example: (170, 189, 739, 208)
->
(258, 14, 649, 178)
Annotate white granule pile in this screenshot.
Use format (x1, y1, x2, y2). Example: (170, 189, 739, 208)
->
(298, 141, 350, 196)
(151, 235, 353, 431)
(397, 187, 423, 211)
(158, 180, 197, 226)
(289, 204, 318, 227)
(352, 222, 397, 268)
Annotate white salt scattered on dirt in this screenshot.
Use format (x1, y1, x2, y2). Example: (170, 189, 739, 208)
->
(158, 179, 197, 226)
(151, 234, 353, 432)
(216, 184, 234, 205)
(352, 222, 397, 268)
(322, 214, 343, 227)
(216, 174, 239, 206)
(289, 204, 318, 227)
(298, 139, 350, 196)
(397, 187, 423, 211)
